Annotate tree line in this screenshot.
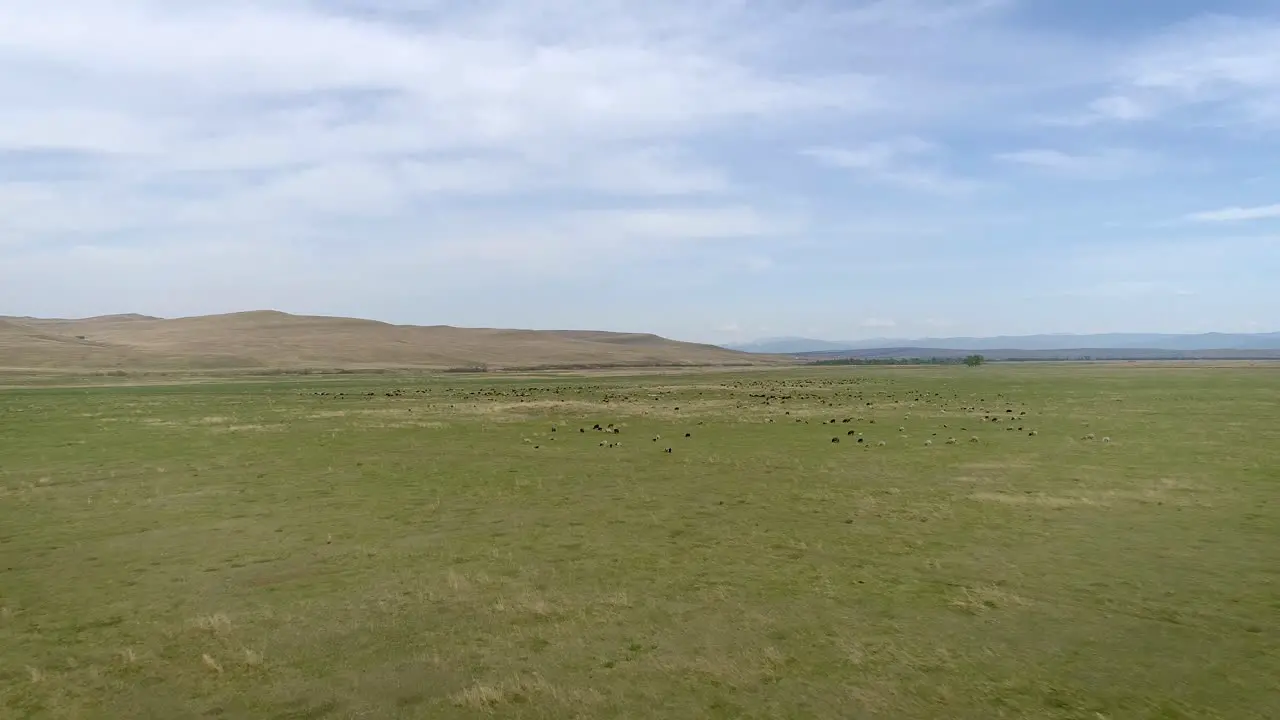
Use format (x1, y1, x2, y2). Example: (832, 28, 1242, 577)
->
(810, 354, 986, 367)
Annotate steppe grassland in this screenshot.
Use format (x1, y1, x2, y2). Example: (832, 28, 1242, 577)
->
(2, 364, 1278, 718)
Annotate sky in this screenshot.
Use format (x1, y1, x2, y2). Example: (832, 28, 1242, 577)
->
(2, 0, 1280, 344)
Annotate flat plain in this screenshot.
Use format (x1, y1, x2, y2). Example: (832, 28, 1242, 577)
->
(2, 364, 1278, 719)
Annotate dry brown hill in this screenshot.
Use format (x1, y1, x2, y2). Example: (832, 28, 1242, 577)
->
(0, 311, 776, 371)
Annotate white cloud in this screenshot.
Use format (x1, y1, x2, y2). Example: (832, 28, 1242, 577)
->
(1087, 95, 1152, 121)
(2, 1, 1278, 338)
(0, 0, 873, 260)
(861, 318, 897, 329)
(0, 2, 875, 161)
(804, 136, 935, 170)
(1186, 204, 1280, 222)
(1075, 16, 1280, 126)
(569, 206, 786, 240)
(803, 137, 980, 194)
(1063, 281, 1166, 299)
(1044, 94, 1156, 126)
(1125, 17, 1280, 95)
(566, 147, 732, 196)
(996, 148, 1150, 177)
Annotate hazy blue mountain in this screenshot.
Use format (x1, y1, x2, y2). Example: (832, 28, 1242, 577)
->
(727, 337, 864, 353)
(798, 347, 1280, 361)
(728, 332, 1280, 354)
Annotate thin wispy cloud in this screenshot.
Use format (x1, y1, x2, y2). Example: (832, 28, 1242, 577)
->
(996, 148, 1152, 178)
(1187, 204, 1280, 222)
(803, 138, 980, 194)
(1075, 15, 1280, 127)
(861, 318, 898, 329)
(2, 0, 1279, 341)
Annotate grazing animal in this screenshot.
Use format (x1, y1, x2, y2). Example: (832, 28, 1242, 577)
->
(685, 433, 691, 438)
(832, 437, 841, 444)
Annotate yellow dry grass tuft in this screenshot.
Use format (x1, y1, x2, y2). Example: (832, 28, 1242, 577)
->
(949, 584, 1032, 614)
(242, 648, 265, 668)
(190, 613, 233, 634)
(449, 674, 603, 711)
(201, 654, 223, 674)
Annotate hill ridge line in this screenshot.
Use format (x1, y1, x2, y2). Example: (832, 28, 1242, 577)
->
(1, 311, 778, 372)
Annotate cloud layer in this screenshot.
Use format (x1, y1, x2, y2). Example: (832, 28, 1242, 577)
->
(3, 0, 1279, 341)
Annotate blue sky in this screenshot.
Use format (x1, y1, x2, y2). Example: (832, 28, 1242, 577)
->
(2, 0, 1279, 344)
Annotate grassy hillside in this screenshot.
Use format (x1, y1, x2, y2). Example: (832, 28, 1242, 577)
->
(0, 311, 772, 371)
(2, 365, 1278, 718)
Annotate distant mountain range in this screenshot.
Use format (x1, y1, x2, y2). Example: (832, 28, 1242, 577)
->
(728, 332, 1280, 354)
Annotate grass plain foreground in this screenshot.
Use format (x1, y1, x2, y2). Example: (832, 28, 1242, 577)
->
(1, 364, 1278, 718)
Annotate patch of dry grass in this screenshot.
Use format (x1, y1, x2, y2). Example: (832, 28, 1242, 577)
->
(450, 674, 605, 712)
(949, 584, 1033, 613)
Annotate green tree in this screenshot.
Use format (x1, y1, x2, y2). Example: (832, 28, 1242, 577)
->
(964, 354, 986, 367)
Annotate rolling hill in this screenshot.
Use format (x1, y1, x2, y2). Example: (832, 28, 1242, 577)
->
(0, 311, 775, 372)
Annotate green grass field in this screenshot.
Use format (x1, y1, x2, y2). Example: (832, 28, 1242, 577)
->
(2, 365, 1278, 719)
